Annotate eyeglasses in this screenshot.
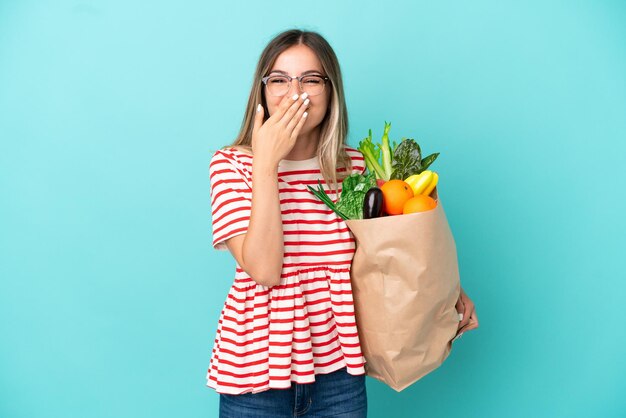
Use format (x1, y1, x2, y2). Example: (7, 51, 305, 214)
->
(261, 74, 330, 97)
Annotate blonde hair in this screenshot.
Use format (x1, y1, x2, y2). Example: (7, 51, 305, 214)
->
(222, 28, 353, 197)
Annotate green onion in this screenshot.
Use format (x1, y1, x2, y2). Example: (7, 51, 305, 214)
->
(307, 181, 349, 220)
(380, 121, 393, 180)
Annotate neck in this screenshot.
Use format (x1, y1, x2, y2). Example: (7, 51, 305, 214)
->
(283, 126, 321, 160)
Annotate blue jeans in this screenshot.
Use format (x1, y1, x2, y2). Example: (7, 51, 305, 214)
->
(219, 367, 367, 417)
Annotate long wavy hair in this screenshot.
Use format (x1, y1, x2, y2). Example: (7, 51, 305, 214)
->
(222, 28, 353, 197)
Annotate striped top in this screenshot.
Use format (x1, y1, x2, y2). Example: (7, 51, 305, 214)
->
(206, 145, 368, 395)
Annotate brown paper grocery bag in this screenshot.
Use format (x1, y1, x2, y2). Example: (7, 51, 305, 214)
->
(345, 190, 461, 392)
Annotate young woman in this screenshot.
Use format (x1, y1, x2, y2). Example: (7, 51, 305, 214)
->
(207, 29, 478, 418)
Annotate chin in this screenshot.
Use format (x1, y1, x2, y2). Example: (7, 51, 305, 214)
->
(302, 116, 323, 131)
(298, 125, 316, 137)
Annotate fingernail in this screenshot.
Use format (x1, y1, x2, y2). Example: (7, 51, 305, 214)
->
(256, 104, 262, 113)
(301, 92, 308, 100)
(292, 94, 299, 100)
(458, 313, 463, 321)
(304, 98, 310, 105)
(303, 112, 308, 118)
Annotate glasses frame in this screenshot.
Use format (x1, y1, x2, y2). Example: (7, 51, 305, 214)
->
(261, 73, 330, 97)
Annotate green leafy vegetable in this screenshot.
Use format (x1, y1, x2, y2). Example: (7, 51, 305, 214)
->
(420, 152, 440, 172)
(307, 173, 377, 220)
(357, 129, 386, 180)
(378, 121, 393, 180)
(358, 121, 394, 181)
(391, 139, 398, 156)
(389, 139, 439, 179)
(360, 122, 440, 181)
(390, 138, 422, 180)
(336, 172, 378, 219)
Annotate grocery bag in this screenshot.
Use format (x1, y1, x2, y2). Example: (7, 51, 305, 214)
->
(344, 190, 461, 392)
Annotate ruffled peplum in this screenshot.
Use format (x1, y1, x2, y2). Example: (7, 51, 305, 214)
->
(206, 266, 366, 395)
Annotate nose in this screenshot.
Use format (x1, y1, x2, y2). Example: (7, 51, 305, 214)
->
(287, 78, 302, 95)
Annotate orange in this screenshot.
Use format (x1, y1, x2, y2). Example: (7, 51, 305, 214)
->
(403, 194, 437, 214)
(380, 179, 414, 215)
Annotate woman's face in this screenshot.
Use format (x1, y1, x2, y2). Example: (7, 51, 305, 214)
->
(264, 44, 331, 135)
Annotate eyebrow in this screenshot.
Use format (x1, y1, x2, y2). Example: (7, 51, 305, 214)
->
(269, 69, 324, 76)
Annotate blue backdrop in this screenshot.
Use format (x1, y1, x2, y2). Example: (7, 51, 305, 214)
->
(1, 1, 625, 417)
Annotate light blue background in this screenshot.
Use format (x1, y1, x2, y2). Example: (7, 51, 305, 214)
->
(1, 1, 625, 417)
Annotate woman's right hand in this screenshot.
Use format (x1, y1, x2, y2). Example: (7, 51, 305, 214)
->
(251, 93, 310, 168)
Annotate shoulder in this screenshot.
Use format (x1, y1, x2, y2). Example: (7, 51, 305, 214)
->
(210, 146, 253, 171)
(343, 145, 366, 174)
(343, 145, 364, 163)
(343, 144, 360, 156)
(209, 147, 254, 183)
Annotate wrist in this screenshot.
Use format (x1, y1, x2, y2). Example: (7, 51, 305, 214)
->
(252, 159, 279, 175)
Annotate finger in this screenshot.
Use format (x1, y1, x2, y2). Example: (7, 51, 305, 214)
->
(461, 310, 479, 333)
(458, 302, 473, 330)
(467, 312, 479, 330)
(461, 323, 477, 333)
(271, 92, 300, 123)
(252, 103, 264, 137)
(453, 321, 466, 340)
(455, 298, 465, 330)
(457, 309, 470, 329)
(289, 107, 309, 140)
(279, 93, 308, 126)
(286, 97, 309, 133)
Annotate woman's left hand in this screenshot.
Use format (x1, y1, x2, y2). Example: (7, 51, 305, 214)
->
(454, 287, 479, 340)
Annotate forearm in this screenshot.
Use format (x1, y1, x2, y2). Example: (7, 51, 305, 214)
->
(242, 161, 284, 286)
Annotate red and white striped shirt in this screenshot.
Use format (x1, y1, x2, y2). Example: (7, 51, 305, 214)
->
(206, 145, 367, 395)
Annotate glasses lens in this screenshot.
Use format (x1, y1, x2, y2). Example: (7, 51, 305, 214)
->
(301, 76, 326, 96)
(266, 76, 290, 96)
